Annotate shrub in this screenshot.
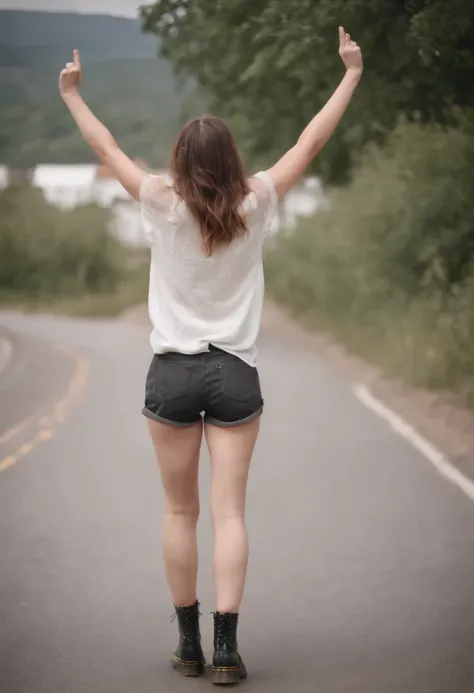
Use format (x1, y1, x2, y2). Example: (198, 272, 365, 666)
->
(265, 123, 474, 402)
(0, 185, 126, 299)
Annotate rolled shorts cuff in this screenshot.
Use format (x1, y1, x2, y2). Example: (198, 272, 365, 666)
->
(204, 404, 263, 428)
(142, 407, 201, 428)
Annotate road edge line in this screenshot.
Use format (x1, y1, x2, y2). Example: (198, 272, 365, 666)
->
(353, 383, 474, 502)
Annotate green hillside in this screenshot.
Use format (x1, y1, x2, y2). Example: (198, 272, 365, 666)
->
(0, 11, 198, 168)
(0, 10, 157, 67)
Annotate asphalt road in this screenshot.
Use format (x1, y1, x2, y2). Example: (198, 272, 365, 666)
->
(1, 311, 474, 693)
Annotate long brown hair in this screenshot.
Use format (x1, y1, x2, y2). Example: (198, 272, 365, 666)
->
(169, 115, 250, 256)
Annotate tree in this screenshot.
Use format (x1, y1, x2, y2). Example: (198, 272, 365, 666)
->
(142, 0, 474, 182)
(409, 0, 474, 112)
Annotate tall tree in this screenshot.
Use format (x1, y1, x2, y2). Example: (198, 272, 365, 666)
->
(142, 0, 474, 182)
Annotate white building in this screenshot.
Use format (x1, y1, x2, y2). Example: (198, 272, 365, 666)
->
(32, 164, 98, 209)
(0, 165, 9, 189)
(109, 200, 143, 246)
(276, 176, 326, 232)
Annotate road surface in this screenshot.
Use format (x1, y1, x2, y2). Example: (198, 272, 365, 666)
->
(1, 311, 474, 693)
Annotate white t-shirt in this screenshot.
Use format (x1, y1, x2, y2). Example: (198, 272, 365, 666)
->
(140, 171, 277, 367)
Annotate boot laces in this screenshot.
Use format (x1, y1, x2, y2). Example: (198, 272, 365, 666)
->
(169, 604, 203, 623)
(214, 613, 236, 648)
(170, 605, 202, 644)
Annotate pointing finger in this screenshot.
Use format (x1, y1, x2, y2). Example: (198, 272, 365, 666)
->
(73, 49, 81, 70)
(338, 26, 345, 47)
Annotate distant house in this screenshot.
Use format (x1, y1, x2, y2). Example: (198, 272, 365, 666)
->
(0, 165, 9, 189)
(32, 164, 97, 209)
(93, 159, 159, 247)
(278, 177, 326, 232)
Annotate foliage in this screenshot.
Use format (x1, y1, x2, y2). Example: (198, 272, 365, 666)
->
(264, 124, 474, 402)
(0, 186, 126, 299)
(25, 263, 150, 318)
(142, 0, 474, 182)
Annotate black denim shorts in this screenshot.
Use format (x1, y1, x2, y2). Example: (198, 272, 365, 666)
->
(142, 346, 263, 428)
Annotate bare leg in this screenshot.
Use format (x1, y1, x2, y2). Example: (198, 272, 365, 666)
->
(147, 419, 203, 607)
(205, 418, 260, 614)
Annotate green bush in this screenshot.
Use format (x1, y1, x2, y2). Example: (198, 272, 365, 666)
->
(265, 123, 474, 403)
(0, 185, 126, 300)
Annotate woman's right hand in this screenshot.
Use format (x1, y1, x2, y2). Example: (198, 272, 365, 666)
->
(339, 26, 363, 77)
(59, 49, 82, 99)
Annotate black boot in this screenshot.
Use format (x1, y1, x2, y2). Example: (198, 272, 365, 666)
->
(171, 601, 205, 677)
(212, 611, 247, 685)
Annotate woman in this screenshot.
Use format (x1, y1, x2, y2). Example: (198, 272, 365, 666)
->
(59, 26, 362, 685)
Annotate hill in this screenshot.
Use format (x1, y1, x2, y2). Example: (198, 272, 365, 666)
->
(0, 10, 157, 68)
(0, 11, 196, 168)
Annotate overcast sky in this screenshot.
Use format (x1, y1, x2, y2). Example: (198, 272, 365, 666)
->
(0, 0, 142, 17)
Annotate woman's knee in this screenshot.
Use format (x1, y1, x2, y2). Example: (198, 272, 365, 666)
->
(165, 501, 200, 523)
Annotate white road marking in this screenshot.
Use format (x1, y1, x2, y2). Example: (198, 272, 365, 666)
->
(0, 337, 13, 376)
(353, 383, 474, 502)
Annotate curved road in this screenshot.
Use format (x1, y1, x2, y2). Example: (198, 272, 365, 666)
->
(1, 311, 474, 693)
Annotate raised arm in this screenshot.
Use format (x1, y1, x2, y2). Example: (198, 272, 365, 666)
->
(267, 27, 363, 199)
(59, 50, 146, 201)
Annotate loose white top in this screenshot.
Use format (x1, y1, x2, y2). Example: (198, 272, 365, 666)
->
(140, 171, 277, 367)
